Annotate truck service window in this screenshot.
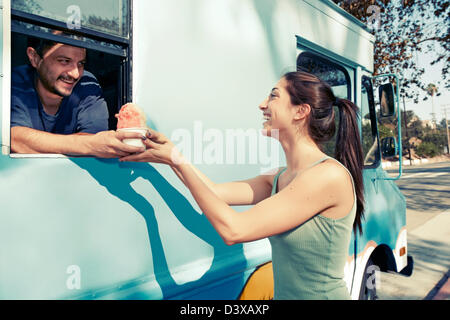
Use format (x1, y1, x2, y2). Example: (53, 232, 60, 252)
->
(7, 0, 131, 155)
(12, 0, 129, 38)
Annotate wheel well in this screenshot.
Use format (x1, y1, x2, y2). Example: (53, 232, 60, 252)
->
(370, 245, 397, 273)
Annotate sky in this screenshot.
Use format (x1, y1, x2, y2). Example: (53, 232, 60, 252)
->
(386, 0, 449, 123)
(410, 53, 449, 123)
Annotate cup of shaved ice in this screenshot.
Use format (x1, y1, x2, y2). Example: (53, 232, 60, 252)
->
(115, 103, 148, 148)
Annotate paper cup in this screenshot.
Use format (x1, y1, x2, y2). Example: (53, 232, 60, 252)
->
(118, 127, 147, 148)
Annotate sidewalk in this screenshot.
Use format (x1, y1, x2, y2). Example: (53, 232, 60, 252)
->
(377, 210, 450, 300)
(428, 272, 450, 300)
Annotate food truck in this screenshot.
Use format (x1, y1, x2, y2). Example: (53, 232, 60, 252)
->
(0, 0, 411, 300)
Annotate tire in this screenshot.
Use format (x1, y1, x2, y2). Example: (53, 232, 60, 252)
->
(399, 255, 414, 277)
(359, 257, 379, 300)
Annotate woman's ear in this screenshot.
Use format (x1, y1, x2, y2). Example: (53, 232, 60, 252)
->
(293, 103, 311, 121)
(26, 47, 41, 68)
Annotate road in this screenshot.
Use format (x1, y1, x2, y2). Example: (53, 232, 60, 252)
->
(376, 161, 450, 300)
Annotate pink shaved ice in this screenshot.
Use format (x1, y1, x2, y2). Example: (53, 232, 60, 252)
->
(115, 103, 146, 129)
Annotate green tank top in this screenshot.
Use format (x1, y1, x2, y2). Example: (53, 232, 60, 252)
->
(269, 156, 356, 300)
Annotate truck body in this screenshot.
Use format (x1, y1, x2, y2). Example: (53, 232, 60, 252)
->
(0, 0, 408, 300)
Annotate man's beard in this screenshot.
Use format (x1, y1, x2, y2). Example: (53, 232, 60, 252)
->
(37, 71, 75, 98)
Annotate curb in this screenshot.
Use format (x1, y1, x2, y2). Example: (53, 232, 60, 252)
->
(425, 270, 450, 300)
(382, 158, 429, 169)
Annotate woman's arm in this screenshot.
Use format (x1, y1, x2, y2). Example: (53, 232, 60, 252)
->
(120, 129, 352, 245)
(173, 159, 350, 245)
(171, 164, 273, 205)
(121, 129, 274, 206)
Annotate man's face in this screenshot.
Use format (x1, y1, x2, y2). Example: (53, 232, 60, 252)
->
(29, 44, 86, 98)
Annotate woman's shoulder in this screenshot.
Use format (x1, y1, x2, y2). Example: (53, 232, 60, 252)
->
(302, 159, 354, 194)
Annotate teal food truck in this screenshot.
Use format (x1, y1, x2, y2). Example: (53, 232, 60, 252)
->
(0, 0, 412, 300)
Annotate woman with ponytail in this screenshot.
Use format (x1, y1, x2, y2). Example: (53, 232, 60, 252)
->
(121, 71, 365, 300)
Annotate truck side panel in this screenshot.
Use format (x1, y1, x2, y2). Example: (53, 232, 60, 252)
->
(0, 0, 400, 300)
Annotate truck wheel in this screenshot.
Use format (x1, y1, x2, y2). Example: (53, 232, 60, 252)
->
(359, 257, 379, 300)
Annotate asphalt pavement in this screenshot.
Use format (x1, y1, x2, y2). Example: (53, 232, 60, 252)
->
(376, 161, 450, 300)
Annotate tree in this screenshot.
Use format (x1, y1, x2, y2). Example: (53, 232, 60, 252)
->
(424, 83, 439, 126)
(332, 0, 449, 103)
(426, 83, 438, 97)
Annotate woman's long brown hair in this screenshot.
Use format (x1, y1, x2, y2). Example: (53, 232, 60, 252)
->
(283, 71, 365, 235)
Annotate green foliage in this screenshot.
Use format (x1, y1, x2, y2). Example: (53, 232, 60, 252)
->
(362, 123, 375, 157)
(416, 141, 440, 157)
(332, 0, 449, 101)
(378, 124, 394, 140)
(422, 132, 447, 152)
(401, 110, 447, 157)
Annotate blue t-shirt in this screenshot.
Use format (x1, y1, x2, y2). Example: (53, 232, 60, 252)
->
(11, 65, 109, 134)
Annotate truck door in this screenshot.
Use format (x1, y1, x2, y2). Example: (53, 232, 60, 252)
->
(356, 73, 408, 299)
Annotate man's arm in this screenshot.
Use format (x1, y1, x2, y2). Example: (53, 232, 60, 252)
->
(11, 126, 146, 157)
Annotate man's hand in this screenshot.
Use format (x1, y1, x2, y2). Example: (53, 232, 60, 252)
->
(11, 126, 145, 157)
(84, 130, 146, 158)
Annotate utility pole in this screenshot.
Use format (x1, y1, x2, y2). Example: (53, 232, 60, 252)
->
(442, 105, 450, 154)
(431, 93, 436, 130)
(403, 95, 412, 165)
(426, 83, 438, 131)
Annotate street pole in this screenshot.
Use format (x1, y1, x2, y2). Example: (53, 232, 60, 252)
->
(430, 87, 438, 131)
(443, 106, 450, 154)
(403, 95, 412, 165)
(431, 94, 436, 129)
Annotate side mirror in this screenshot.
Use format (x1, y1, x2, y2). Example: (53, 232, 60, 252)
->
(381, 137, 398, 158)
(378, 83, 395, 117)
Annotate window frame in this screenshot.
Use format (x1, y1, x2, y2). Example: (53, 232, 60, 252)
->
(361, 75, 381, 168)
(11, 9, 129, 55)
(297, 51, 352, 101)
(296, 51, 353, 158)
(2, 0, 132, 157)
(1, 1, 12, 155)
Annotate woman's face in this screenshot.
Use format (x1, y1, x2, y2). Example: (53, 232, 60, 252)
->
(259, 77, 297, 138)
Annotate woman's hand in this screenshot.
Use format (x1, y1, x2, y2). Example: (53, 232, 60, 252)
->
(119, 128, 186, 165)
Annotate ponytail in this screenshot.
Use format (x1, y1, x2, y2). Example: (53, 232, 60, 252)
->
(283, 71, 365, 235)
(334, 99, 365, 235)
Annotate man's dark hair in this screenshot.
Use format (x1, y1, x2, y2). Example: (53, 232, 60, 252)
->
(27, 36, 58, 58)
(27, 31, 82, 57)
